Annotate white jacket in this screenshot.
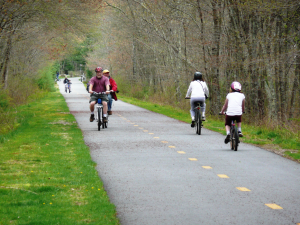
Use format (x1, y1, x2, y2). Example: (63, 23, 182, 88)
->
(186, 80, 209, 98)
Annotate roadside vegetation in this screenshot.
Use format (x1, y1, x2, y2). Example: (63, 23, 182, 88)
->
(118, 94, 300, 163)
(0, 86, 119, 224)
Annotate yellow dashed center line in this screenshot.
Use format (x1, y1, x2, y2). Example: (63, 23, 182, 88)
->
(236, 187, 251, 192)
(177, 151, 186, 154)
(202, 166, 212, 169)
(153, 137, 160, 139)
(217, 174, 229, 178)
(265, 204, 283, 209)
(168, 146, 176, 148)
(134, 125, 138, 126)
(161, 141, 168, 143)
(149, 133, 154, 134)
(188, 158, 198, 161)
(143, 130, 148, 132)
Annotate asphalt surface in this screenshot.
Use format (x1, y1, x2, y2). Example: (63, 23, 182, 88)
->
(59, 77, 300, 225)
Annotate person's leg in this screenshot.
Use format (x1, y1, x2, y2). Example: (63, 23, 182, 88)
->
(103, 101, 108, 115)
(224, 116, 232, 143)
(89, 101, 96, 122)
(90, 101, 96, 112)
(107, 94, 112, 112)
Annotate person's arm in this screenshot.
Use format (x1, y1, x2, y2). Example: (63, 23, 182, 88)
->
(242, 99, 245, 113)
(89, 84, 94, 94)
(185, 83, 192, 98)
(110, 79, 117, 92)
(106, 84, 110, 94)
(220, 98, 228, 114)
(204, 82, 209, 97)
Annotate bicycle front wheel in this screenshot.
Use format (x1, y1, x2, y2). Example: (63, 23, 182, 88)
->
(97, 108, 101, 131)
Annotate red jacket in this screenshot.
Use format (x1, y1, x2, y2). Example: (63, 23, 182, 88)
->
(109, 77, 118, 101)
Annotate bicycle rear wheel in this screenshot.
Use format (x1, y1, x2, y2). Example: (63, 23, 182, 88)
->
(97, 108, 101, 131)
(234, 126, 239, 151)
(230, 127, 235, 150)
(195, 110, 200, 135)
(197, 112, 201, 135)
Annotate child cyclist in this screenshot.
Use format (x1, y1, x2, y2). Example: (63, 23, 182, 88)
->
(220, 81, 245, 144)
(185, 72, 209, 127)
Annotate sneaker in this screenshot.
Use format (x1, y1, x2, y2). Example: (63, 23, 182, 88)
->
(191, 121, 195, 128)
(202, 116, 206, 121)
(103, 117, 108, 123)
(108, 111, 112, 115)
(90, 114, 95, 122)
(238, 131, 243, 137)
(224, 134, 230, 144)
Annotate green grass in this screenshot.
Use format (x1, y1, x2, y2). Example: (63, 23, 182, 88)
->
(0, 90, 119, 224)
(118, 94, 300, 162)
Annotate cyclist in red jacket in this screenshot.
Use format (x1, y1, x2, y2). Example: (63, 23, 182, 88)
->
(103, 70, 118, 115)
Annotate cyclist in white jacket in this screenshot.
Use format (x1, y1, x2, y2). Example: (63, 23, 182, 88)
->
(185, 72, 209, 127)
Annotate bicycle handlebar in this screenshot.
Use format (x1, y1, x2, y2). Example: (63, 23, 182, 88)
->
(93, 92, 108, 95)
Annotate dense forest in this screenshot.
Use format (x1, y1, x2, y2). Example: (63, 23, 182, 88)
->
(1, 0, 300, 134)
(94, 0, 300, 126)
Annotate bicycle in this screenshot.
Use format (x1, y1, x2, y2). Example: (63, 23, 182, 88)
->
(219, 113, 239, 151)
(186, 98, 204, 135)
(94, 92, 108, 131)
(65, 82, 71, 93)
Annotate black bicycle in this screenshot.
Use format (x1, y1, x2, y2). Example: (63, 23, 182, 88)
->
(219, 113, 239, 151)
(194, 102, 203, 135)
(94, 93, 108, 131)
(186, 98, 204, 135)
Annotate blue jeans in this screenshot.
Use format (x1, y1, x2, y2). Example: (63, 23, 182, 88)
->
(108, 94, 113, 111)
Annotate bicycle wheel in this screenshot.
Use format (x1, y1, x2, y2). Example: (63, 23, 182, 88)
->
(198, 111, 202, 135)
(195, 110, 199, 135)
(104, 115, 108, 128)
(97, 107, 101, 131)
(234, 126, 239, 151)
(230, 127, 235, 150)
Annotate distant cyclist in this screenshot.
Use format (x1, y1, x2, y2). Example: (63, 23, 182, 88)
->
(63, 75, 71, 92)
(185, 72, 209, 127)
(220, 81, 245, 144)
(103, 69, 118, 115)
(88, 67, 110, 122)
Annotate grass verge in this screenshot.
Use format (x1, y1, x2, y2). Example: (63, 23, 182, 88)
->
(118, 94, 300, 163)
(0, 90, 119, 224)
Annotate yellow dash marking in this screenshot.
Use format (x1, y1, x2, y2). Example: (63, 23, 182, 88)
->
(236, 187, 251, 192)
(161, 141, 168, 143)
(202, 166, 212, 169)
(154, 137, 159, 139)
(139, 128, 143, 129)
(189, 158, 198, 161)
(168, 146, 176, 148)
(265, 204, 283, 209)
(217, 174, 229, 178)
(177, 151, 186, 154)
(131, 123, 135, 124)
(149, 133, 154, 134)
(143, 130, 148, 132)
(134, 125, 138, 126)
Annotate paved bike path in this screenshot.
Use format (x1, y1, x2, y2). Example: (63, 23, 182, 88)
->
(59, 78, 300, 225)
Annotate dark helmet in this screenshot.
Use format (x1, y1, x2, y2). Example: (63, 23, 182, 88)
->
(194, 72, 202, 80)
(95, 67, 103, 72)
